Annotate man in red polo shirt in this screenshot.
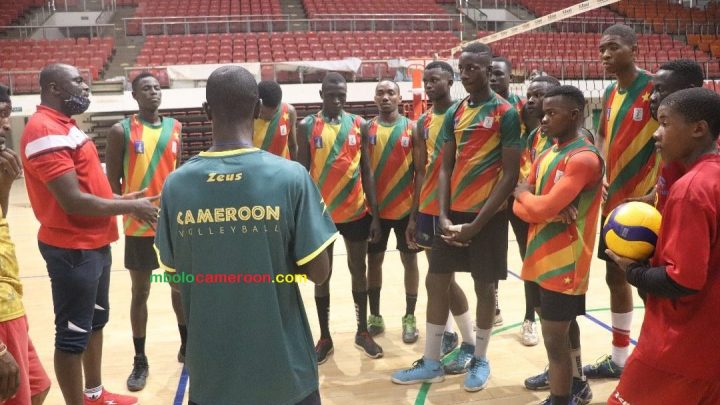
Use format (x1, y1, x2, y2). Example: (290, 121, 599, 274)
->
(20, 64, 158, 405)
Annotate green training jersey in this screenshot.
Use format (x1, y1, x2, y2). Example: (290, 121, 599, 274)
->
(155, 147, 338, 405)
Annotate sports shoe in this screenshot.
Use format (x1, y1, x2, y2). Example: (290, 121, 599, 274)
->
(84, 389, 138, 405)
(401, 314, 419, 343)
(494, 310, 504, 327)
(464, 356, 491, 392)
(177, 346, 185, 363)
(520, 320, 539, 346)
(367, 314, 385, 336)
(538, 395, 579, 405)
(443, 342, 475, 374)
(572, 377, 593, 404)
(391, 357, 445, 384)
(354, 331, 383, 359)
(315, 338, 334, 365)
(524, 367, 550, 390)
(582, 355, 623, 379)
(441, 331, 458, 357)
(126, 355, 148, 392)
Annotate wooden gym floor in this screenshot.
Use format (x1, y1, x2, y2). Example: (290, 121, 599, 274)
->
(7, 178, 642, 404)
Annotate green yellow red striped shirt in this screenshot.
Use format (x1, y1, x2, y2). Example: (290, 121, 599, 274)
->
(253, 102, 292, 159)
(368, 116, 414, 220)
(520, 127, 553, 181)
(417, 102, 458, 216)
(443, 93, 522, 213)
(523, 137, 603, 294)
(599, 70, 660, 216)
(121, 115, 181, 236)
(301, 111, 367, 224)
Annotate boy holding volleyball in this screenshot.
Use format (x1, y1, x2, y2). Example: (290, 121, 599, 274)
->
(513, 86, 603, 405)
(606, 87, 720, 404)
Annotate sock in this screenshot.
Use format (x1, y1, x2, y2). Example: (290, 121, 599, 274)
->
(405, 294, 417, 316)
(368, 287, 381, 316)
(352, 290, 368, 333)
(445, 312, 454, 333)
(454, 310, 475, 345)
(550, 394, 570, 405)
(523, 282, 536, 321)
(570, 348, 583, 379)
(84, 385, 103, 400)
(178, 324, 187, 352)
(133, 336, 146, 356)
(494, 281, 500, 314)
(424, 322, 445, 361)
(611, 311, 633, 367)
(474, 328, 492, 359)
(315, 295, 331, 339)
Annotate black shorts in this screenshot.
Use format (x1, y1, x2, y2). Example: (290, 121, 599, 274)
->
(125, 236, 159, 271)
(597, 215, 610, 261)
(189, 389, 320, 405)
(414, 212, 438, 250)
(507, 196, 529, 260)
(335, 214, 372, 243)
(368, 216, 422, 254)
(527, 281, 586, 322)
(428, 210, 508, 283)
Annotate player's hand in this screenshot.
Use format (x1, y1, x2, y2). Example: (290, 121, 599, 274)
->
(368, 217, 382, 244)
(513, 181, 533, 199)
(440, 223, 472, 247)
(0, 146, 22, 193)
(624, 191, 655, 205)
(554, 205, 578, 224)
(405, 216, 419, 250)
(120, 188, 149, 200)
(131, 195, 161, 225)
(604, 249, 638, 272)
(0, 349, 20, 402)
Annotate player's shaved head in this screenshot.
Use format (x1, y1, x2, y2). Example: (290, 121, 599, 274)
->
(603, 24, 637, 46)
(425, 61, 454, 77)
(377, 80, 400, 92)
(206, 65, 258, 121)
(40, 63, 76, 91)
(322, 72, 346, 91)
(462, 42, 492, 56)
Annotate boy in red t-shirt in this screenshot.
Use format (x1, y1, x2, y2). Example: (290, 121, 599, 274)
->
(606, 88, 720, 404)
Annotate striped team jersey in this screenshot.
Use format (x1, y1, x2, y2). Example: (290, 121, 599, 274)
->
(519, 127, 553, 180)
(253, 102, 292, 159)
(121, 115, 181, 236)
(506, 93, 526, 135)
(417, 102, 459, 216)
(302, 111, 367, 224)
(599, 70, 660, 216)
(443, 93, 522, 213)
(523, 137, 603, 294)
(368, 116, 414, 220)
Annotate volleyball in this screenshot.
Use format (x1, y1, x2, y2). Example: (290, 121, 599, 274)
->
(603, 202, 662, 261)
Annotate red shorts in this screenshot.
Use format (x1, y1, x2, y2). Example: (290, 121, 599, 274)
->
(0, 316, 51, 405)
(608, 354, 720, 405)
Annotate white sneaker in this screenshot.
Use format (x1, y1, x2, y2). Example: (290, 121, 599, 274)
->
(520, 320, 539, 346)
(493, 311, 504, 327)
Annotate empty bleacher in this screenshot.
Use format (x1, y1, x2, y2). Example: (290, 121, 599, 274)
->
(302, 0, 448, 18)
(0, 37, 115, 94)
(610, 0, 720, 34)
(0, 0, 44, 28)
(130, 0, 282, 18)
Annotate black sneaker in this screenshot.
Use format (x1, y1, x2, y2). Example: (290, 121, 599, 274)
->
(177, 346, 185, 363)
(354, 331, 384, 359)
(126, 354, 149, 392)
(315, 338, 334, 365)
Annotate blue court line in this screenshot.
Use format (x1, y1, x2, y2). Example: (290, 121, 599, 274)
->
(173, 366, 189, 405)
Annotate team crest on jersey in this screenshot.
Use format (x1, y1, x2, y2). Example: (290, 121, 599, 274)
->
(483, 116, 494, 129)
(280, 124, 288, 136)
(401, 136, 410, 148)
(369, 135, 376, 145)
(632, 108, 643, 121)
(134, 140, 144, 154)
(554, 170, 564, 183)
(313, 136, 323, 148)
(172, 141, 177, 154)
(606, 108, 612, 120)
(348, 134, 357, 146)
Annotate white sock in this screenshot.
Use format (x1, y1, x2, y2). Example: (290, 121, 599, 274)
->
(454, 310, 475, 345)
(474, 328, 492, 359)
(424, 322, 445, 361)
(611, 311, 633, 367)
(445, 311, 454, 333)
(570, 348, 583, 379)
(84, 385, 103, 400)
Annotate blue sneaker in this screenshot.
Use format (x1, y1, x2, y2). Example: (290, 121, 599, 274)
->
(441, 331, 458, 357)
(524, 367, 549, 390)
(391, 357, 445, 385)
(443, 342, 475, 374)
(538, 396, 579, 404)
(463, 356, 491, 392)
(572, 377, 593, 405)
(582, 355, 623, 379)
